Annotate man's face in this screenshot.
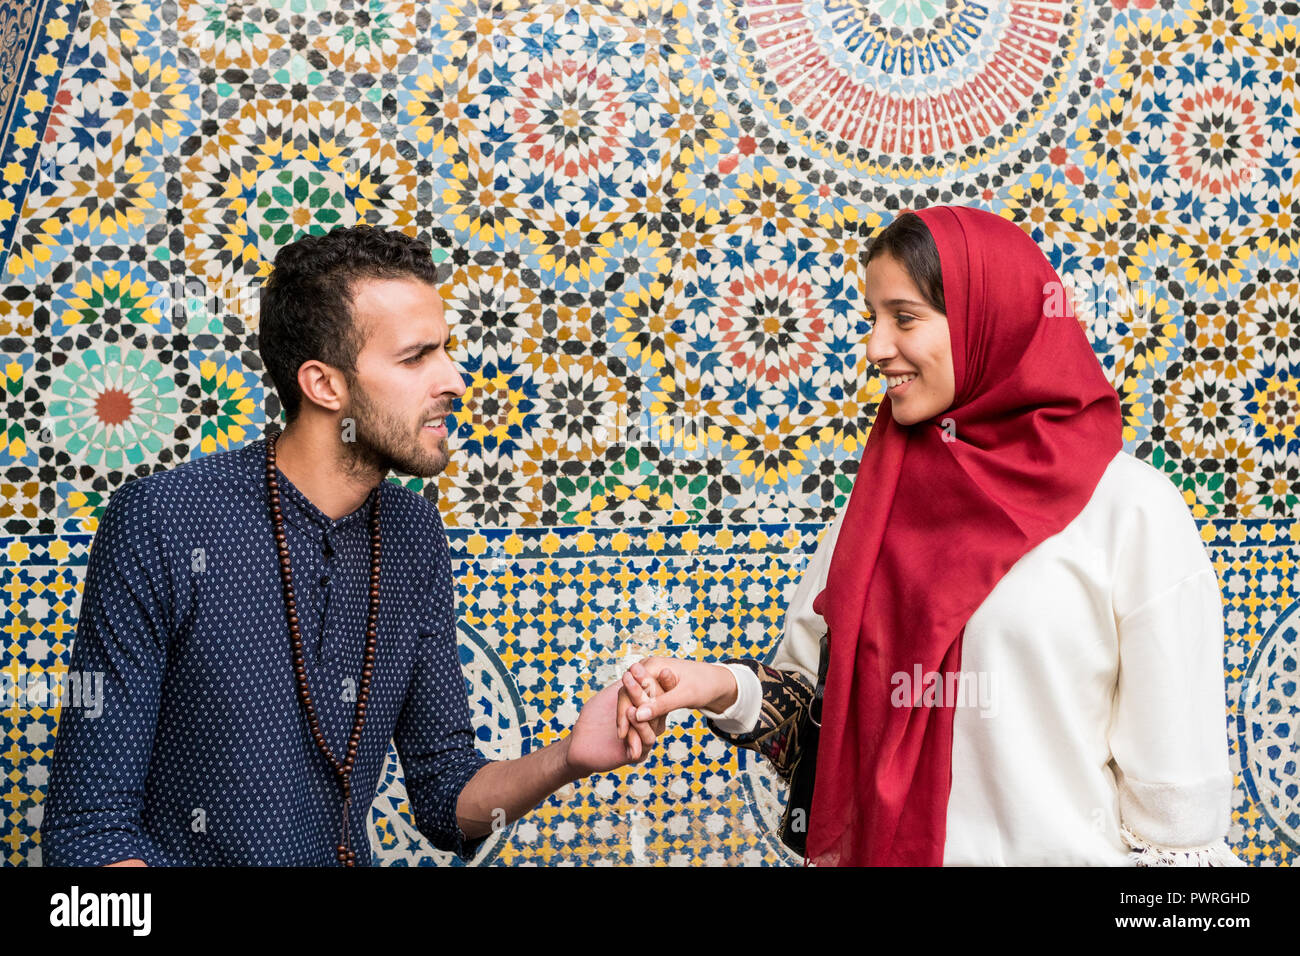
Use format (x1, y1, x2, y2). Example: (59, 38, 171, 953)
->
(342, 276, 466, 478)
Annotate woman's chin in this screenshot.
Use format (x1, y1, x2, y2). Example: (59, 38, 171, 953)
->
(890, 404, 918, 426)
(890, 401, 939, 428)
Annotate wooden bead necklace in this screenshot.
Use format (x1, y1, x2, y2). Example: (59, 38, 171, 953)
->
(265, 428, 380, 867)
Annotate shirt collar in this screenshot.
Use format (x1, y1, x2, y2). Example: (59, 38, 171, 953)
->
(247, 437, 382, 537)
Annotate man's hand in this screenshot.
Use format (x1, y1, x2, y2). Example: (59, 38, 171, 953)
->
(564, 669, 678, 775)
(615, 657, 738, 747)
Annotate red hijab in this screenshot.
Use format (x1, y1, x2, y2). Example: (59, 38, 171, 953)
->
(806, 205, 1123, 866)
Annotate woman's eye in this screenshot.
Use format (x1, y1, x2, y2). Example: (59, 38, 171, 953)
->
(896, 314, 916, 325)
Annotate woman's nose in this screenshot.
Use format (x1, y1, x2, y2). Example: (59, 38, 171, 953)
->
(865, 325, 894, 367)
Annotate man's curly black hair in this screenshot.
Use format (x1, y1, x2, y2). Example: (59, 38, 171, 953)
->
(258, 225, 439, 422)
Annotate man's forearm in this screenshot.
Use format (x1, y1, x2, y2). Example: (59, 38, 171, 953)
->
(455, 736, 580, 839)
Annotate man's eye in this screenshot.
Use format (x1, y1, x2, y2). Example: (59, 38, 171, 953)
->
(404, 354, 423, 365)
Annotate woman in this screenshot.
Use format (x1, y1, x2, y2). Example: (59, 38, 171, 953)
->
(615, 205, 1242, 866)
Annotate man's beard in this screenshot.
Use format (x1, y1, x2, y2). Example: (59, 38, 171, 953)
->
(341, 381, 452, 479)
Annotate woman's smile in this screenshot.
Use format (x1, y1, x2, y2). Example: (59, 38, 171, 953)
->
(885, 371, 919, 393)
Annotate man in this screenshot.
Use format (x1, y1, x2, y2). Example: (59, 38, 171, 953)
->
(41, 226, 667, 866)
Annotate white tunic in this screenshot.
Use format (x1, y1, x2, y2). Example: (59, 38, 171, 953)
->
(704, 450, 1242, 865)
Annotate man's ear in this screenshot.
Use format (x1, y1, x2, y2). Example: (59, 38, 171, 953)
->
(295, 360, 347, 414)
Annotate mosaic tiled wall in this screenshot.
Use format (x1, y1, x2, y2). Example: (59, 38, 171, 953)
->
(1, 0, 1297, 865)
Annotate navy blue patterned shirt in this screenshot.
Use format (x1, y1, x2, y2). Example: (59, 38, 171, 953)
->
(41, 437, 491, 866)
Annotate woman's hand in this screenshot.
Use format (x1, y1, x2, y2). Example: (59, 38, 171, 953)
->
(621, 667, 677, 763)
(616, 657, 739, 749)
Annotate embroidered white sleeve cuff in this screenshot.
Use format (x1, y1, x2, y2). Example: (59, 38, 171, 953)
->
(699, 664, 762, 735)
(1121, 824, 1245, 866)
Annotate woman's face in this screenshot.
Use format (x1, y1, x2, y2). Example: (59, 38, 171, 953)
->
(863, 252, 956, 426)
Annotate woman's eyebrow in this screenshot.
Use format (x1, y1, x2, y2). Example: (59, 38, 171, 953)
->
(865, 297, 928, 310)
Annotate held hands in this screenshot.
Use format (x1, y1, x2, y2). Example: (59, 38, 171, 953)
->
(564, 669, 678, 776)
(566, 657, 742, 776)
(615, 657, 740, 751)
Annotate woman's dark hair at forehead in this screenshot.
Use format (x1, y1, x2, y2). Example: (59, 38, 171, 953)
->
(864, 211, 947, 316)
(258, 225, 440, 422)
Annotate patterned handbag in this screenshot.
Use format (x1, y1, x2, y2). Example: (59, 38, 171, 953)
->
(778, 633, 829, 856)
(704, 633, 831, 857)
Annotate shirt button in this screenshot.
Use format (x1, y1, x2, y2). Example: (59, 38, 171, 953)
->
(320, 575, 330, 588)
